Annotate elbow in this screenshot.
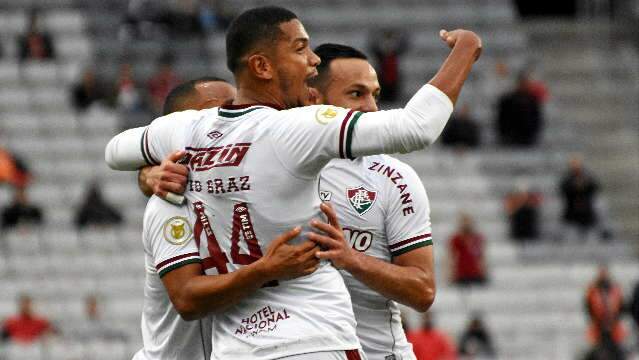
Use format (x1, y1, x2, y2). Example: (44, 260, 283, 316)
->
(410, 279, 436, 313)
(173, 300, 202, 322)
(104, 139, 119, 170)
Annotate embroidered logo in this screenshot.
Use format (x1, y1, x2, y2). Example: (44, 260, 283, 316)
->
(346, 186, 377, 216)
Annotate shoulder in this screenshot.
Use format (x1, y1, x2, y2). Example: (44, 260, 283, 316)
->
(143, 196, 190, 228)
(279, 105, 351, 124)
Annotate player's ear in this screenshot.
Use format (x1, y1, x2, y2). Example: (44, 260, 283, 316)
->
(247, 54, 274, 80)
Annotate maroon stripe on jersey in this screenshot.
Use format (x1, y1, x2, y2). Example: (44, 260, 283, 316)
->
(389, 233, 432, 250)
(338, 110, 355, 159)
(184, 143, 252, 151)
(144, 128, 160, 165)
(345, 350, 362, 360)
(156, 252, 200, 270)
(220, 103, 283, 111)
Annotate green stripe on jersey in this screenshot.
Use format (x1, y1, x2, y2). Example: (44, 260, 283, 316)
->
(345, 111, 363, 159)
(158, 258, 202, 278)
(218, 107, 263, 118)
(391, 239, 432, 257)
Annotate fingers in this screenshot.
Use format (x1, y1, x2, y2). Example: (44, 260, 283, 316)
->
(306, 232, 341, 250)
(157, 180, 185, 195)
(315, 250, 341, 260)
(296, 239, 320, 253)
(269, 227, 302, 249)
(166, 150, 187, 163)
(163, 161, 189, 177)
(310, 219, 342, 240)
(319, 203, 341, 229)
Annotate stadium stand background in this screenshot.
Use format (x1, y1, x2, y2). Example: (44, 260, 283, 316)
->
(0, 0, 637, 359)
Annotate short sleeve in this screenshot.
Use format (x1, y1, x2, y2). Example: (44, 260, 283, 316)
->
(143, 196, 201, 277)
(384, 162, 432, 257)
(143, 110, 200, 165)
(270, 105, 364, 178)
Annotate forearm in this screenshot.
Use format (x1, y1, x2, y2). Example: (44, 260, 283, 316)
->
(176, 260, 273, 319)
(350, 84, 453, 157)
(428, 33, 481, 105)
(345, 252, 435, 312)
(105, 127, 148, 170)
(138, 167, 154, 197)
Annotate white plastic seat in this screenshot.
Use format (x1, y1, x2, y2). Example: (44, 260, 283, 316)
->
(44, 10, 86, 34)
(0, 61, 20, 83)
(21, 61, 59, 84)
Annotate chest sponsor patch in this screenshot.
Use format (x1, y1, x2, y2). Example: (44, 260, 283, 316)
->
(346, 186, 377, 216)
(163, 216, 193, 245)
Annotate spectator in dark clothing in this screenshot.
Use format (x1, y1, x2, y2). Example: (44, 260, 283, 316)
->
(74, 182, 123, 229)
(441, 104, 481, 149)
(1, 295, 54, 344)
(370, 29, 407, 103)
(560, 156, 603, 240)
(504, 184, 542, 243)
(1, 187, 43, 230)
(71, 69, 106, 113)
(449, 213, 487, 286)
(17, 9, 56, 62)
(496, 72, 543, 147)
(458, 314, 496, 359)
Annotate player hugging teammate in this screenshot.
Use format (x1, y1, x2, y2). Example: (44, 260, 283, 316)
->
(105, 6, 481, 360)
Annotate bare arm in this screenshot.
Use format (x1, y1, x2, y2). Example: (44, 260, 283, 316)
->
(429, 29, 482, 105)
(309, 204, 435, 312)
(161, 228, 320, 320)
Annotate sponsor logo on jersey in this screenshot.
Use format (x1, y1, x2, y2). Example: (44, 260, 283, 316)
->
(183, 143, 251, 172)
(234, 305, 291, 337)
(343, 227, 373, 252)
(315, 105, 339, 125)
(346, 186, 377, 216)
(319, 190, 332, 201)
(384, 355, 397, 360)
(163, 216, 193, 245)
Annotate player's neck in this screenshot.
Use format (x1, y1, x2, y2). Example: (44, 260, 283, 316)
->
(233, 83, 286, 109)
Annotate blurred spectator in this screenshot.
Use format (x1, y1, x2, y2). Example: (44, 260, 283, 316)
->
(449, 213, 487, 286)
(496, 72, 543, 147)
(441, 104, 481, 149)
(406, 312, 457, 360)
(631, 280, 639, 339)
(504, 184, 542, 243)
(0, 149, 32, 188)
(1, 187, 43, 230)
(165, 0, 205, 37)
(74, 182, 123, 229)
(458, 313, 496, 359)
(370, 28, 407, 103)
(119, 0, 166, 41)
(71, 69, 107, 114)
(559, 156, 608, 241)
(584, 266, 627, 351)
(147, 53, 181, 115)
(1, 295, 54, 344)
(17, 9, 56, 62)
(116, 63, 144, 112)
(68, 295, 127, 341)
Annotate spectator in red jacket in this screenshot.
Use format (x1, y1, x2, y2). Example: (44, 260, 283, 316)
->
(407, 312, 457, 360)
(449, 213, 487, 286)
(1, 295, 54, 344)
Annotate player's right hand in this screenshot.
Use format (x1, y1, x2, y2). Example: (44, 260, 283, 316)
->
(260, 227, 321, 281)
(148, 150, 189, 199)
(439, 29, 482, 61)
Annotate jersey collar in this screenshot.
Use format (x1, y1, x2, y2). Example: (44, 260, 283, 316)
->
(220, 103, 284, 111)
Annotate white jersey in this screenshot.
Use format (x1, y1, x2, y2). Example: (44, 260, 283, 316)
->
(134, 196, 212, 360)
(319, 155, 432, 360)
(105, 84, 452, 360)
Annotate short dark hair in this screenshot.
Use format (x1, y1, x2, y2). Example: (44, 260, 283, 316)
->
(310, 43, 368, 88)
(226, 6, 298, 73)
(163, 76, 228, 115)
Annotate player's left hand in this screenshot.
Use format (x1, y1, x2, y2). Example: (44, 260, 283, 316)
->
(307, 203, 361, 271)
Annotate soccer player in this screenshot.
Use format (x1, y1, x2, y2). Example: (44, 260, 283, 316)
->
(307, 43, 433, 360)
(106, 6, 481, 360)
(134, 79, 326, 360)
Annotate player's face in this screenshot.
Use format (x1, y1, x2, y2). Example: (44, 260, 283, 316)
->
(272, 19, 320, 108)
(194, 81, 237, 109)
(319, 58, 380, 112)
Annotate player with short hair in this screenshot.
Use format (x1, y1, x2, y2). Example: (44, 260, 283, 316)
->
(106, 6, 481, 360)
(308, 43, 432, 360)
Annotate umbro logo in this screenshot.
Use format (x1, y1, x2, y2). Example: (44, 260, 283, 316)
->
(207, 130, 224, 139)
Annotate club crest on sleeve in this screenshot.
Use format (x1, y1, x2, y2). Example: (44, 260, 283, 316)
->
(315, 105, 339, 125)
(346, 186, 377, 216)
(163, 216, 193, 245)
